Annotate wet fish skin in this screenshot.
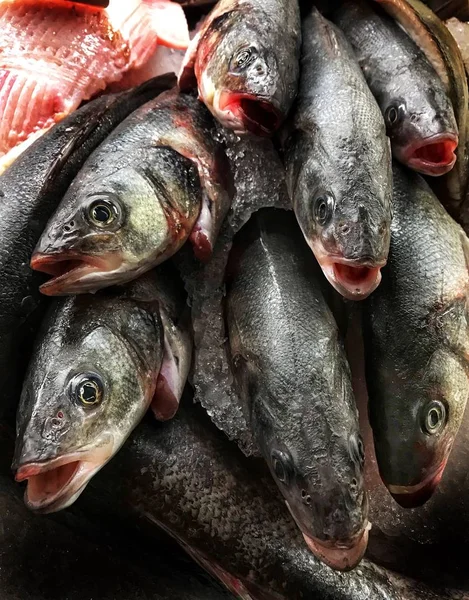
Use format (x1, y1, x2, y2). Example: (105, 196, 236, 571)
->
(0, 75, 175, 421)
(225, 209, 368, 571)
(32, 91, 233, 295)
(334, 0, 458, 178)
(283, 7, 392, 302)
(179, 0, 301, 136)
(363, 163, 469, 508)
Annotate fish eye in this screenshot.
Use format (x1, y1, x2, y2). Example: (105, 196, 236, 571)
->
(385, 105, 403, 127)
(70, 373, 104, 408)
(231, 46, 257, 71)
(271, 449, 293, 485)
(421, 400, 447, 435)
(350, 433, 365, 467)
(313, 192, 335, 226)
(87, 197, 121, 229)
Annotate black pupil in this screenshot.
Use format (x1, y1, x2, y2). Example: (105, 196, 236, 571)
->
(429, 408, 440, 428)
(238, 51, 250, 66)
(274, 459, 285, 480)
(388, 108, 397, 123)
(80, 381, 98, 404)
(92, 204, 111, 223)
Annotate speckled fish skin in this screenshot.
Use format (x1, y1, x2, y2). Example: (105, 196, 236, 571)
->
(12, 272, 170, 515)
(31, 90, 233, 295)
(179, 0, 301, 136)
(363, 163, 469, 509)
(334, 0, 458, 178)
(284, 7, 392, 302)
(225, 209, 368, 571)
(0, 75, 175, 421)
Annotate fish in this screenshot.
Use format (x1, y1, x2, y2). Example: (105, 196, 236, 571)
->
(0, 75, 175, 421)
(283, 7, 392, 301)
(0, 0, 189, 174)
(31, 90, 233, 295)
(334, 0, 458, 177)
(224, 209, 368, 571)
(12, 267, 191, 514)
(362, 163, 469, 509)
(178, 0, 301, 136)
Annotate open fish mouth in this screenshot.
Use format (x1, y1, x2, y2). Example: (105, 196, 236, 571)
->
(387, 458, 448, 508)
(302, 523, 371, 571)
(404, 134, 458, 176)
(216, 91, 282, 137)
(31, 251, 123, 295)
(14, 441, 114, 514)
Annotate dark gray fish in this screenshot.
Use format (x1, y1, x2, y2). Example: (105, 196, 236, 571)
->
(31, 90, 233, 295)
(224, 209, 368, 571)
(0, 74, 175, 420)
(363, 163, 469, 508)
(283, 7, 392, 301)
(12, 267, 191, 513)
(179, 0, 301, 136)
(334, 0, 458, 177)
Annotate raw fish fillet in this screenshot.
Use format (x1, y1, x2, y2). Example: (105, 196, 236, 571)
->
(0, 0, 189, 174)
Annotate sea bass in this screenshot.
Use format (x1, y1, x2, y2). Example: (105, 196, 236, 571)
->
(224, 209, 368, 571)
(0, 0, 189, 174)
(363, 163, 469, 508)
(0, 75, 174, 421)
(31, 90, 233, 295)
(334, 0, 458, 177)
(13, 267, 191, 513)
(179, 0, 301, 136)
(283, 7, 392, 301)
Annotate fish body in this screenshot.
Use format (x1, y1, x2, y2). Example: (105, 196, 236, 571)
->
(13, 267, 190, 513)
(225, 209, 368, 571)
(334, 0, 458, 177)
(0, 76, 174, 420)
(283, 8, 392, 301)
(179, 0, 301, 136)
(32, 90, 233, 295)
(0, 0, 189, 173)
(363, 163, 469, 508)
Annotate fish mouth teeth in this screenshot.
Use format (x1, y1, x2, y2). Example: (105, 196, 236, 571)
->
(216, 91, 281, 136)
(387, 459, 448, 508)
(302, 523, 370, 571)
(329, 261, 383, 301)
(31, 251, 122, 295)
(405, 134, 458, 176)
(14, 443, 113, 514)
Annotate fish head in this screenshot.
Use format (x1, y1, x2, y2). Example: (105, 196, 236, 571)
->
(370, 347, 469, 508)
(288, 142, 392, 300)
(13, 316, 160, 513)
(381, 89, 458, 177)
(31, 151, 200, 294)
(197, 16, 288, 136)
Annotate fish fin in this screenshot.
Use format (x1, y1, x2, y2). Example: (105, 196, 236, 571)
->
(144, 0, 190, 50)
(178, 30, 202, 90)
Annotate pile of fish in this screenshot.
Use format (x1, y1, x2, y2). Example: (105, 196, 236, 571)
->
(2, 0, 469, 597)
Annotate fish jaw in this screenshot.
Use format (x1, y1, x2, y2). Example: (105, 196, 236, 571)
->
(401, 133, 458, 176)
(214, 90, 282, 137)
(302, 524, 371, 572)
(14, 439, 114, 514)
(387, 458, 448, 508)
(31, 251, 127, 295)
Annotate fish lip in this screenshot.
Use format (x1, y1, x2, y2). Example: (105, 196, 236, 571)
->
(31, 250, 122, 295)
(215, 90, 282, 136)
(302, 523, 371, 571)
(387, 459, 448, 509)
(402, 133, 458, 176)
(322, 255, 385, 301)
(14, 440, 113, 514)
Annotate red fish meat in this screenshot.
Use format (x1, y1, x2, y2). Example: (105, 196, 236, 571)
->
(0, 0, 189, 173)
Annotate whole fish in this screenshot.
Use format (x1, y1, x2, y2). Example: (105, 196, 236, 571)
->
(363, 163, 469, 508)
(283, 8, 392, 301)
(0, 0, 189, 173)
(178, 0, 301, 136)
(80, 400, 456, 600)
(334, 0, 458, 177)
(31, 90, 233, 295)
(0, 75, 174, 421)
(224, 209, 368, 571)
(12, 267, 191, 513)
